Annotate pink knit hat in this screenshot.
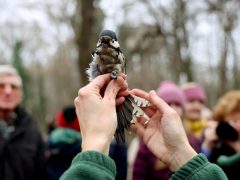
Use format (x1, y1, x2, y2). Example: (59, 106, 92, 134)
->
(156, 80, 185, 108)
(182, 83, 206, 103)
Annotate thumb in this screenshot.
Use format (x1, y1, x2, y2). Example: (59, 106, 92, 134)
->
(104, 77, 125, 101)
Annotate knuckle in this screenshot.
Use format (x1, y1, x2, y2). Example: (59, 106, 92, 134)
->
(169, 109, 178, 117)
(74, 97, 80, 106)
(78, 88, 87, 97)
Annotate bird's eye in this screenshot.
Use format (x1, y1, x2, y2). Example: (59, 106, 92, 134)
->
(112, 40, 115, 43)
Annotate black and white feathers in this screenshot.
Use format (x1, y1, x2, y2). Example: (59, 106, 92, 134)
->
(86, 29, 149, 144)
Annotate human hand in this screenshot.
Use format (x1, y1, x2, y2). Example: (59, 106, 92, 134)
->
(130, 89, 197, 171)
(74, 74, 127, 155)
(202, 120, 218, 151)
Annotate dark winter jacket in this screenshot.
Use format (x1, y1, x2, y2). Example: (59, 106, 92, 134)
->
(109, 140, 127, 180)
(0, 107, 47, 180)
(46, 128, 81, 180)
(209, 142, 240, 180)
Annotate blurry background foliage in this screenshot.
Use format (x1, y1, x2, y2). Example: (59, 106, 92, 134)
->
(0, 0, 240, 134)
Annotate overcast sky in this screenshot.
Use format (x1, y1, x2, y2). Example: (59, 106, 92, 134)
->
(0, 0, 239, 68)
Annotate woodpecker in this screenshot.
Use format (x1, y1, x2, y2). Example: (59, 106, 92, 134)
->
(86, 30, 149, 144)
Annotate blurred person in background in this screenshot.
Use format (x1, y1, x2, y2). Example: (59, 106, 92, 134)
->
(61, 74, 227, 180)
(202, 90, 240, 179)
(47, 105, 127, 180)
(182, 82, 208, 140)
(46, 105, 81, 180)
(132, 81, 201, 180)
(200, 120, 218, 159)
(0, 65, 47, 180)
(109, 138, 128, 180)
(127, 135, 140, 180)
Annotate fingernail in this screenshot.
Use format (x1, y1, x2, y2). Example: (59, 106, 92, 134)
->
(149, 90, 156, 95)
(119, 73, 127, 80)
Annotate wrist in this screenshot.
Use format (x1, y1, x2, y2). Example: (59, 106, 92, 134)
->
(169, 145, 197, 171)
(81, 135, 112, 155)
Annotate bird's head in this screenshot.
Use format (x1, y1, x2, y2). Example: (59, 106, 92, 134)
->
(96, 29, 120, 49)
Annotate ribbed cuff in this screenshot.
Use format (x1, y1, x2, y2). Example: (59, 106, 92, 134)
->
(171, 154, 209, 179)
(72, 151, 116, 177)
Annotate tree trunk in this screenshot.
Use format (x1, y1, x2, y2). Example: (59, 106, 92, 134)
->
(218, 34, 228, 96)
(74, 0, 96, 85)
(230, 35, 240, 89)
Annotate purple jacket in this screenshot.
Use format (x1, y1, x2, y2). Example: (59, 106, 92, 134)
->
(133, 142, 170, 180)
(132, 134, 201, 180)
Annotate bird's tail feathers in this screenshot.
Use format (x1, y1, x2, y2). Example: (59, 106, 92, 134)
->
(115, 95, 150, 144)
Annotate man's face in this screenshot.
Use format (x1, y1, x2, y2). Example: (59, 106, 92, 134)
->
(185, 99, 204, 120)
(0, 75, 22, 111)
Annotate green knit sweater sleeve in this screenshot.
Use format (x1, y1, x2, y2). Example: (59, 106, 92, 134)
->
(171, 154, 228, 180)
(60, 151, 116, 180)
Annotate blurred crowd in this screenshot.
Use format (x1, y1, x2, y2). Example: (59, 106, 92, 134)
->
(0, 64, 240, 180)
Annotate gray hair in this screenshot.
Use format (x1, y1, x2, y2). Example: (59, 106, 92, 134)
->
(0, 65, 22, 87)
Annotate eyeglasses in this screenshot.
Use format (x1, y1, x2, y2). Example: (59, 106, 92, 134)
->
(0, 83, 21, 92)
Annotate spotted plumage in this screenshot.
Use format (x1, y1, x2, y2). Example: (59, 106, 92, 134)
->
(86, 30, 149, 144)
(87, 30, 125, 80)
